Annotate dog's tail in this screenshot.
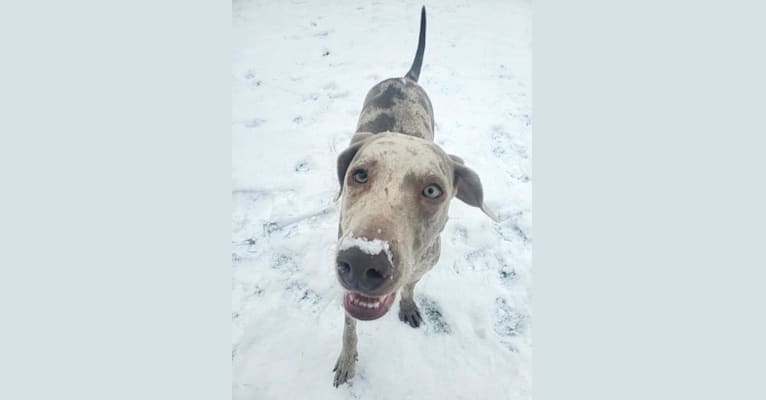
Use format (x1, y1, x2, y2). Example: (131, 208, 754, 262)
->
(404, 6, 426, 82)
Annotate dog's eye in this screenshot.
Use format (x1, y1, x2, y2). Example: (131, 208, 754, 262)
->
(422, 184, 442, 199)
(353, 169, 368, 183)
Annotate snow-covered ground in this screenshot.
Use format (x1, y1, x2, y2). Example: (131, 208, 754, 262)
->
(232, 1, 531, 398)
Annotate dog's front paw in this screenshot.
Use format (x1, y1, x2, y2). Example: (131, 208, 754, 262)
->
(398, 299, 423, 328)
(332, 349, 357, 387)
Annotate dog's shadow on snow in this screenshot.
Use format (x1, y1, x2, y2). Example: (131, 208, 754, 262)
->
(414, 295, 452, 335)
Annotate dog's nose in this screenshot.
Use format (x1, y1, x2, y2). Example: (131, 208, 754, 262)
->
(336, 247, 393, 292)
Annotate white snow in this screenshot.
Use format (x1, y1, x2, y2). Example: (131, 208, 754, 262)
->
(338, 232, 394, 268)
(232, 1, 531, 399)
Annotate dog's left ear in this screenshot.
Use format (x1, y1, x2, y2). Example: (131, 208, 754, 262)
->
(449, 154, 499, 222)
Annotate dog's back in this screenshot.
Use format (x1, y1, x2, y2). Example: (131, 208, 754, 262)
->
(355, 7, 435, 141)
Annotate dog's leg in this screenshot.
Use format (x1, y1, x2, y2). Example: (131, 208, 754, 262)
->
(399, 237, 440, 328)
(398, 280, 423, 328)
(333, 313, 358, 387)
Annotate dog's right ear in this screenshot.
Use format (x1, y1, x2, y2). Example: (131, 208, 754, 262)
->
(448, 154, 499, 222)
(336, 132, 375, 200)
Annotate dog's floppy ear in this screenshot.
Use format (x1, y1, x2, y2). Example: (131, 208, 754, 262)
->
(336, 132, 375, 199)
(449, 154, 498, 222)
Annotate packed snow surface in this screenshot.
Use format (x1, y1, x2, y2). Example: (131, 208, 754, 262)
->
(232, 0, 531, 399)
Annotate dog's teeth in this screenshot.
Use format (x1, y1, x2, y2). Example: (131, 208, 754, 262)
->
(347, 294, 384, 310)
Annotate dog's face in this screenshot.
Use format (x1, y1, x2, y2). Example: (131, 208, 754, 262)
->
(335, 132, 496, 320)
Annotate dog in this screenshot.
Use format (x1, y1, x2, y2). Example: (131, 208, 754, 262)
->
(332, 6, 497, 387)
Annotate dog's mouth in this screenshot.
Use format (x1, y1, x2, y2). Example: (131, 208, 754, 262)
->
(343, 291, 397, 320)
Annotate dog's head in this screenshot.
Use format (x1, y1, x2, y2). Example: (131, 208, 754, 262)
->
(334, 132, 496, 320)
